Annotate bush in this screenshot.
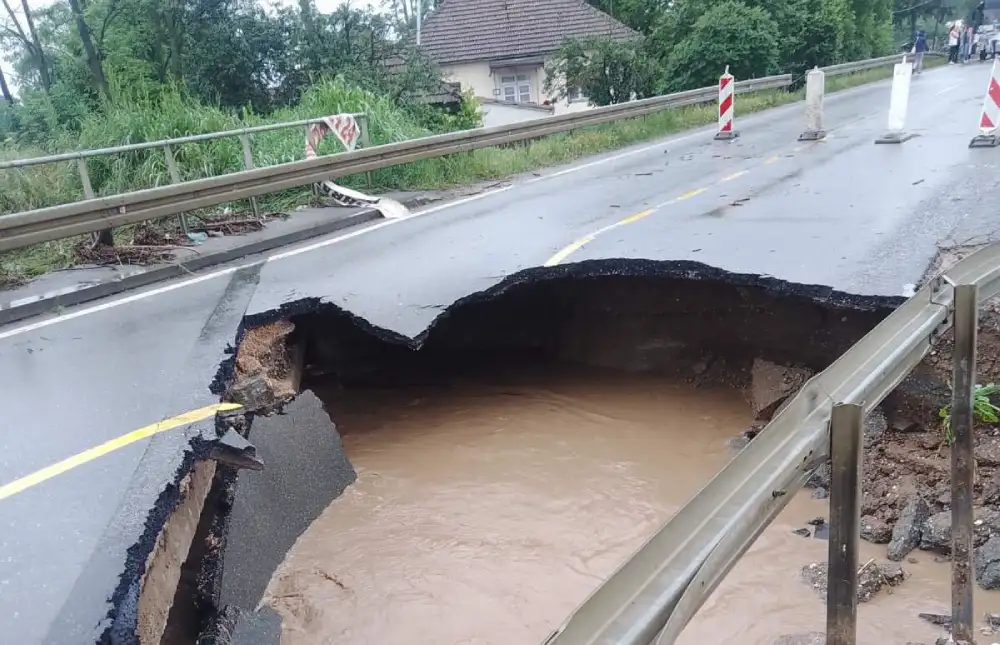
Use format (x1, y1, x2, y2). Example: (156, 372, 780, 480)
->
(664, 1, 781, 92)
(545, 38, 663, 106)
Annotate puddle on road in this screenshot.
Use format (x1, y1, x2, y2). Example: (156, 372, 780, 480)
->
(260, 363, 998, 645)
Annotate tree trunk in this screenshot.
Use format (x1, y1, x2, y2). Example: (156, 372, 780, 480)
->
(20, 0, 51, 89)
(0, 66, 13, 104)
(165, 0, 184, 81)
(67, 0, 112, 101)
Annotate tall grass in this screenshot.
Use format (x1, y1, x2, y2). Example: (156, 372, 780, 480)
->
(0, 63, 929, 285)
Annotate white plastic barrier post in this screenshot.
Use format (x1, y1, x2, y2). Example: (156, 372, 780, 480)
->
(798, 66, 826, 141)
(714, 66, 739, 140)
(875, 56, 914, 144)
(970, 57, 1000, 148)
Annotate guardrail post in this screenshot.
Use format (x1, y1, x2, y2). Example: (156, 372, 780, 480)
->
(358, 115, 373, 189)
(951, 283, 979, 645)
(78, 158, 114, 247)
(162, 145, 189, 234)
(827, 402, 864, 645)
(238, 134, 262, 222)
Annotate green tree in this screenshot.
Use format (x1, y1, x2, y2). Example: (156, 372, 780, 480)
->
(663, 1, 780, 91)
(545, 37, 662, 106)
(584, 0, 669, 34)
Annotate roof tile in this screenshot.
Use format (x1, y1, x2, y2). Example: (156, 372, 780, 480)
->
(419, 0, 637, 65)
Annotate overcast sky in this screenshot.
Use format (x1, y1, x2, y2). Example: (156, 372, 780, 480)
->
(2, 0, 356, 94)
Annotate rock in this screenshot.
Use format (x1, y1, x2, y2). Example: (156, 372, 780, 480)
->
(889, 413, 921, 433)
(864, 408, 888, 449)
(987, 611, 1000, 629)
(888, 496, 930, 562)
(921, 511, 952, 553)
(919, 508, 1000, 555)
(976, 536, 1000, 590)
(876, 563, 907, 586)
(800, 561, 906, 602)
(772, 634, 824, 645)
(811, 487, 829, 499)
(808, 517, 826, 526)
(226, 373, 278, 410)
(983, 471, 1000, 505)
(793, 528, 811, 537)
(749, 359, 813, 420)
(729, 422, 766, 451)
(807, 462, 831, 489)
(977, 436, 1000, 467)
(918, 612, 950, 628)
(861, 515, 892, 544)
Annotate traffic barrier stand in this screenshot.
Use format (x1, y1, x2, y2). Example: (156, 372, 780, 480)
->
(970, 57, 1000, 148)
(875, 56, 914, 144)
(714, 66, 739, 140)
(798, 66, 826, 141)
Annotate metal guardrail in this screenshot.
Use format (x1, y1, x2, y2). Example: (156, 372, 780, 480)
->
(544, 245, 1000, 644)
(0, 52, 904, 253)
(0, 114, 370, 170)
(0, 113, 371, 242)
(0, 76, 789, 252)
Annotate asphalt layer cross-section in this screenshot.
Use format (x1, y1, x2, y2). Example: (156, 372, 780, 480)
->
(0, 61, 997, 644)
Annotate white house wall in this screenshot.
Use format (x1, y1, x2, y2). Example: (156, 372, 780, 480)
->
(442, 60, 592, 117)
(479, 102, 552, 127)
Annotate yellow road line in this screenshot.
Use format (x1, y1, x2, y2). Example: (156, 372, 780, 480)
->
(0, 402, 243, 501)
(544, 209, 654, 266)
(544, 136, 811, 266)
(617, 209, 655, 225)
(677, 187, 707, 200)
(544, 234, 595, 267)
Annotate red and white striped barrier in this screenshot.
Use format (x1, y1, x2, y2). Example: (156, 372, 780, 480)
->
(970, 58, 1000, 148)
(714, 66, 739, 140)
(302, 114, 408, 219)
(304, 114, 361, 159)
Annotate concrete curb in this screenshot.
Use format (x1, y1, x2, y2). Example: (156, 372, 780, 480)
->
(0, 208, 384, 327)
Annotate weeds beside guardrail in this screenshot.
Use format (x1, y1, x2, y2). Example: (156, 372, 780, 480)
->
(0, 56, 934, 285)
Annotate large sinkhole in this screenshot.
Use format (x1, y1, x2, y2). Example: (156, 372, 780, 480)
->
(169, 264, 1000, 645)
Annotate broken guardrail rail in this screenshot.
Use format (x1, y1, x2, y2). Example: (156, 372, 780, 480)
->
(0, 53, 913, 254)
(542, 244, 1000, 643)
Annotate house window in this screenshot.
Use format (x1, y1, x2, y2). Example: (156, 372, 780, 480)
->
(500, 73, 532, 104)
(568, 86, 586, 102)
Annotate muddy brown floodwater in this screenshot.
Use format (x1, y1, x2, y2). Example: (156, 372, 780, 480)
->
(261, 363, 1000, 645)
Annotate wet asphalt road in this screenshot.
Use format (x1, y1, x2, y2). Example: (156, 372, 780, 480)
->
(0, 61, 996, 643)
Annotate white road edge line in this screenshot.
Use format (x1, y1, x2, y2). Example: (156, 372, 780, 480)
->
(0, 70, 939, 341)
(0, 127, 720, 340)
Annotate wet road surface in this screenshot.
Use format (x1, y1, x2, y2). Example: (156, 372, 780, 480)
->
(0, 62, 997, 643)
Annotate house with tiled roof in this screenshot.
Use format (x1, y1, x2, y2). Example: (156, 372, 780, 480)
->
(418, 0, 637, 125)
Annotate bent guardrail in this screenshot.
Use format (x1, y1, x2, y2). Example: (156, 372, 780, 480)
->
(0, 75, 790, 252)
(0, 113, 370, 244)
(544, 245, 1000, 644)
(0, 52, 909, 253)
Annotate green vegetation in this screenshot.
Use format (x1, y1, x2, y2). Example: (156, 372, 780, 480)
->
(0, 0, 958, 284)
(939, 382, 1000, 445)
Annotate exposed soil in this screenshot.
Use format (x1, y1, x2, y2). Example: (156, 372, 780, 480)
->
(807, 246, 1000, 575)
(225, 320, 300, 412)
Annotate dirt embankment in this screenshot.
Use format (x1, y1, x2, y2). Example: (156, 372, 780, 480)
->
(755, 244, 1000, 604)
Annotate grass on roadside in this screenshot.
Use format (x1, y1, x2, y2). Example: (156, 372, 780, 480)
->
(0, 60, 942, 287)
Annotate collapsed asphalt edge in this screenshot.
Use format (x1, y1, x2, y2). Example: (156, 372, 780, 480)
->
(0, 208, 384, 328)
(195, 257, 906, 644)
